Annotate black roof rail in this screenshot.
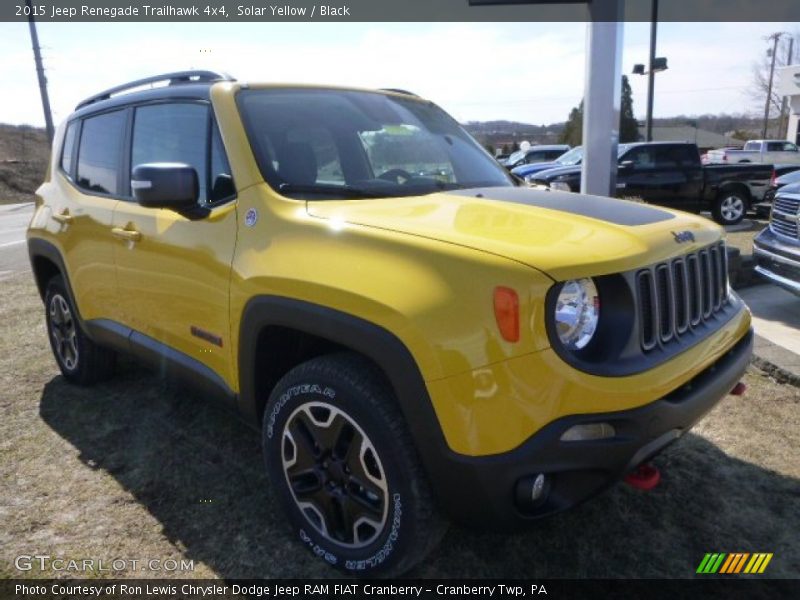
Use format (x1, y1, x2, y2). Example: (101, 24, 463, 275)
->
(380, 88, 419, 97)
(75, 70, 236, 110)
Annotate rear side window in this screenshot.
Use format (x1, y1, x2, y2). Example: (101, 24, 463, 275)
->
(60, 121, 77, 176)
(76, 110, 127, 195)
(743, 141, 761, 151)
(132, 103, 209, 203)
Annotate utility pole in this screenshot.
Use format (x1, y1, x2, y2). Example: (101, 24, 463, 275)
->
(762, 32, 783, 140)
(645, 0, 658, 142)
(26, 0, 54, 143)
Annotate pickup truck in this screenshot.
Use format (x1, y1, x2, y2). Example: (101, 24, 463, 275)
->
(530, 142, 772, 225)
(706, 140, 800, 165)
(753, 182, 800, 296)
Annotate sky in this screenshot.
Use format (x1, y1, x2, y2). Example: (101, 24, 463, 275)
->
(0, 21, 797, 128)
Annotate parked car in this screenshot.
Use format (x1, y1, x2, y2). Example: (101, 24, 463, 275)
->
(706, 140, 800, 165)
(495, 153, 510, 162)
(28, 71, 753, 576)
(530, 142, 773, 225)
(511, 145, 583, 182)
(753, 182, 800, 296)
(759, 165, 800, 207)
(501, 144, 570, 169)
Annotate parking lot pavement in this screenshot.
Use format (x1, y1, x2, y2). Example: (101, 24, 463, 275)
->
(0, 202, 33, 280)
(739, 284, 800, 356)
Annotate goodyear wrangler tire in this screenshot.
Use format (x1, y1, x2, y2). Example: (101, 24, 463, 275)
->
(44, 275, 116, 385)
(262, 352, 446, 576)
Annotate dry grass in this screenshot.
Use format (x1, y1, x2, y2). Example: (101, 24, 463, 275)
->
(0, 274, 798, 579)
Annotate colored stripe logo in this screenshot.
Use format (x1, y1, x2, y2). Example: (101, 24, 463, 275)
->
(696, 553, 773, 574)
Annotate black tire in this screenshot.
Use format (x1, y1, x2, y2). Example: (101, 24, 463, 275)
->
(262, 352, 447, 576)
(712, 191, 748, 226)
(44, 275, 116, 385)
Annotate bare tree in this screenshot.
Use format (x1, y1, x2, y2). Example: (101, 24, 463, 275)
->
(749, 31, 799, 138)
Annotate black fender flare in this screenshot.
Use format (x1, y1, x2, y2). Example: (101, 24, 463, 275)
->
(237, 295, 456, 495)
(27, 238, 87, 326)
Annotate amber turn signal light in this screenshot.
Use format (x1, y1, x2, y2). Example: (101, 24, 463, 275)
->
(494, 286, 520, 343)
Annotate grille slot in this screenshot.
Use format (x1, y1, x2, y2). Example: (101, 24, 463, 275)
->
(635, 242, 729, 353)
(771, 194, 800, 240)
(637, 271, 657, 350)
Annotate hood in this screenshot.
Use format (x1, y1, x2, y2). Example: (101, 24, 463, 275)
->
(305, 187, 723, 281)
(533, 164, 582, 182)
(510, 162, 557, 177)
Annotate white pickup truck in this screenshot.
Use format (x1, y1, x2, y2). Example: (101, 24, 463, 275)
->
(706, 140, 800, 164)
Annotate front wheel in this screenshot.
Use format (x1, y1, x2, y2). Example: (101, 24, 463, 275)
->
(262, 353, 446, 576)
(712, 191, 748, 226)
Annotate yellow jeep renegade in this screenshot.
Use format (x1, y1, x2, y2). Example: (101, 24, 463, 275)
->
(28, 71, 753, 576)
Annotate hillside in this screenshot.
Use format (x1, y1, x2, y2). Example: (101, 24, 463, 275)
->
(0, 124, 50, 205)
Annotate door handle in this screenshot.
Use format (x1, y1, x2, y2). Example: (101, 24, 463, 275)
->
(111, 227, 142, 242)
(52, 210, 73, 224)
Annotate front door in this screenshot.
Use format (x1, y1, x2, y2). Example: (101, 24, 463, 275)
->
(111, 101, 238, 387)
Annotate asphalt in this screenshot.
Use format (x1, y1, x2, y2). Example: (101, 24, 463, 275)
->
(0, 202, 33, 281)
(2, 202, 799, 385)
(738, 284, 800, 387)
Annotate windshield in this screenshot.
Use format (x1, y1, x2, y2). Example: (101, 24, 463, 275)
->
(506, 150, 525, 164)
(237, 88, 515, 199)
(555, 146, 583, 165)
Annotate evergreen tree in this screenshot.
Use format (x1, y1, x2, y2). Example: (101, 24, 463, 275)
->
(559, 76, 639, 146)
(619, 75, 639, 142)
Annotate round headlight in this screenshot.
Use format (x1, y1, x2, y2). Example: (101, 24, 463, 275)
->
(554, 278, 600, 350)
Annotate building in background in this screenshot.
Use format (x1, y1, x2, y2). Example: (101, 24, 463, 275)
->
(779, 65, 800, 145)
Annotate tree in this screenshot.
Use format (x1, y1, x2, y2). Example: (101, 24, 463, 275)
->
(558, 76, 638, 146)
(559, 101, 584, 146)
(619, 75, 639, 143)
(749, 32, 799, 138)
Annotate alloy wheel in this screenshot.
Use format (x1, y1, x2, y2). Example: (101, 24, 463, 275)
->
(281, 401, 389, 548)
(49, 293, 79, 370)
(720, 195, 745, 222)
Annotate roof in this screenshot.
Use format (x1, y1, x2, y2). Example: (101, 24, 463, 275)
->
(649, 126, 735, 149)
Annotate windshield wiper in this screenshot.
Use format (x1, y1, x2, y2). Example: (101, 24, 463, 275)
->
(278, 183, 389, 198)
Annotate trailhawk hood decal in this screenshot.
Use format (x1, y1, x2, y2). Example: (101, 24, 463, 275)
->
(305, 187, 722, 281)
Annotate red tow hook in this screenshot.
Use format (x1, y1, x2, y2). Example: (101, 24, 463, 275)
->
(624, 463, 661, 491)
(730, 381, 747, 396)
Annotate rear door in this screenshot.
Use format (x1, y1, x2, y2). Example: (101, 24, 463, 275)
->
(55, 110, 127, 322)
(111, 101, 238, 386)
(617, 145, 701, 209)
(766, 141, 800, 164)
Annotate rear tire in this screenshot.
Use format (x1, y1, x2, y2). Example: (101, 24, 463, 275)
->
(712, 191, 747, 226)
(44, 275, 116, 385)
(262, 352, 446, 576)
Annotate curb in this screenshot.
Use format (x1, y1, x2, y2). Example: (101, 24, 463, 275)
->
(751, 334, 800, 388)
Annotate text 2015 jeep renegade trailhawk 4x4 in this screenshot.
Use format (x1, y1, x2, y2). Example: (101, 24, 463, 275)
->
(28, 71, 753, 576)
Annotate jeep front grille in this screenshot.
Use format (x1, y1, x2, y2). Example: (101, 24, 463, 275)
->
(770, 194, 800, 240)
(636, 242, 729, 352)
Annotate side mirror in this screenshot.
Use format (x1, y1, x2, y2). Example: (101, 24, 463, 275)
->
(131, 163, 198, 210)
(618, 160, 634, 170)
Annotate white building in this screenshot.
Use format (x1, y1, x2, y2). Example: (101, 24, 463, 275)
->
(778, 64, 800, 145)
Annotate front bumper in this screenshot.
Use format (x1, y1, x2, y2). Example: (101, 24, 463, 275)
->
(429, 328, 753, 529)
(753, 228, 800, 296)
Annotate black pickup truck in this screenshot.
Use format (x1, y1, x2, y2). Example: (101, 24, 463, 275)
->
(530, 142, 772, 225)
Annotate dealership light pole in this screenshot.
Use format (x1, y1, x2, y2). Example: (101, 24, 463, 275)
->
(468, 0, 624, 197)
(26, 0, 54, 143)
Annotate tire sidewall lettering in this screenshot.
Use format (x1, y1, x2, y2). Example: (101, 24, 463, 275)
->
(266, 383, 336, 439)
(344, 493, 402, 571)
